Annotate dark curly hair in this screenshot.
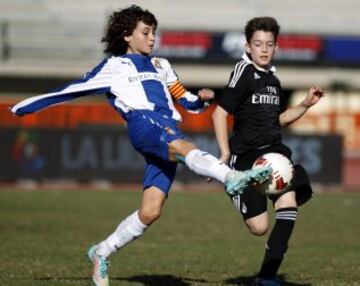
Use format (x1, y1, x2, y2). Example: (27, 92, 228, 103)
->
(245, 17, 280, 43)
(102, 5, 158, 56)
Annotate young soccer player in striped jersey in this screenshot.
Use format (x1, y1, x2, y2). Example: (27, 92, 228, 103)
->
(212, 17, 324, 286)
(10, 6, 271, 286)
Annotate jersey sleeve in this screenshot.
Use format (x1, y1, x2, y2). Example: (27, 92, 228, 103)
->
(217, 61, 251, 115)
(160, 58, 207, 113)
(10, 59, 113, 116)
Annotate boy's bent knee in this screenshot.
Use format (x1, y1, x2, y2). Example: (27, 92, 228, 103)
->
(274, 191, 297, 210)
(139, 207, 162, 225)
(246, 217, 269, 236)
(140, 186, 166, 225)
(245, 212, 269, 236)
(248, 224, 269, 236)
(169, 139, 197, 159)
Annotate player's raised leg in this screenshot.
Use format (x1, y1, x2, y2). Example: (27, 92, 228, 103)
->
(224, 167, 272, 196)
(169, 139, 272, 195)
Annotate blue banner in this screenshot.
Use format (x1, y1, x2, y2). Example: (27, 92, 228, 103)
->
(152, 30, 360, 66)
(324, 36, 360, 63)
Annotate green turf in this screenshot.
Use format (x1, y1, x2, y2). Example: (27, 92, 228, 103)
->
(0, 189, 359, 285)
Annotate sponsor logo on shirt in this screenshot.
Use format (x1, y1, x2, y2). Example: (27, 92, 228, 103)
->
(252, 85, 280, 105)
(254, 72, 261, 79)
(128, 72, 165, 84)
(252, 93, 280, 105)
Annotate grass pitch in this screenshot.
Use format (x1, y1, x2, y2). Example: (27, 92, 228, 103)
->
(0, 188, 359, 286)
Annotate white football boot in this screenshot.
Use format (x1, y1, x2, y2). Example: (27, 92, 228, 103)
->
(225, 166, 272, 196)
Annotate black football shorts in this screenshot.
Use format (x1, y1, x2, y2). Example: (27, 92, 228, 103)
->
(230, 143, 312, 220)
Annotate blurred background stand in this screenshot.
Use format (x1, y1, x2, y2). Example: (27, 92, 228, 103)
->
(0, 0, 359, 189)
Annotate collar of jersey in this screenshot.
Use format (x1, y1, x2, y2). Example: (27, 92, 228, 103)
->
(121, 53, 151, 60)
(242, 53, 276, 73)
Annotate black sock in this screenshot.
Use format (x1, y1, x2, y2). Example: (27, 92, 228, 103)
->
(258, 207, 298, 279)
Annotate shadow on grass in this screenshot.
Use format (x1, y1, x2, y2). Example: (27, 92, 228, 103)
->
(35, 274, 207, 285)
(225, 274, 311, 285)
(113, 274, 208, 286)
(35, 277, 88, 280)
(35, 274, 310, 285)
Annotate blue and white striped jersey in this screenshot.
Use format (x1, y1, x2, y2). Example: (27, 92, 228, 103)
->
(11, 54, 206, 121)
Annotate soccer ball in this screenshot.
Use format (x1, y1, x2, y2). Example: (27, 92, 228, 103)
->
(252, 152, 294, 195)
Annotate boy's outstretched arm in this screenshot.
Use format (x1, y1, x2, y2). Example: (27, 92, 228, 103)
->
(279, 85, 324, 127)
(163, 58, 213, 113)
(168, 80, 213, 113)
(10, 59, 113, 116)
(212, 105, 231, 164)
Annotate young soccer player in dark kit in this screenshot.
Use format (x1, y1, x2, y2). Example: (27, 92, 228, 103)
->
(212, 17, 324, 286)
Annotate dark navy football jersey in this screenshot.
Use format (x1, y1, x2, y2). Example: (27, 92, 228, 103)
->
(217, 53, 287, 154)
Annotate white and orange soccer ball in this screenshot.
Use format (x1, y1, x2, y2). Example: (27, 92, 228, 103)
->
(252, 152, 294, 195)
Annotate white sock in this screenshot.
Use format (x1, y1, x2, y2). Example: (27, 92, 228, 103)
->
(96, 210, 148, 258)
(184, 149, 232, 183)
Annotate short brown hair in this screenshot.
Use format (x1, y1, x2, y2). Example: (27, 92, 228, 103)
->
(245, 17, 280, 43)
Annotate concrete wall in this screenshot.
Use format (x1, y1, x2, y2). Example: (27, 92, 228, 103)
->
(0, 0, 359, 35)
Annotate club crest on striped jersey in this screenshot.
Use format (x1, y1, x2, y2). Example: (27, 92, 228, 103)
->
(153, 58, 163, 69)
